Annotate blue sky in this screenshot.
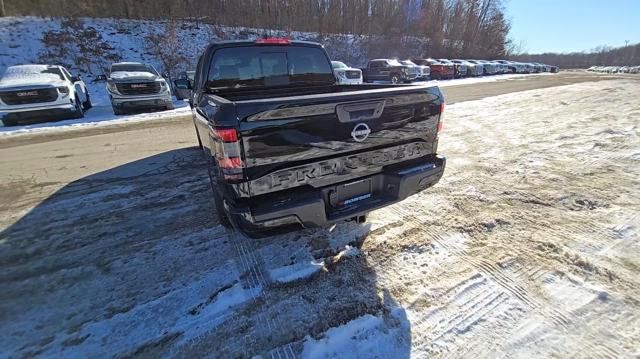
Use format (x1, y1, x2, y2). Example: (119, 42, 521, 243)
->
(506, 0, 640, 54)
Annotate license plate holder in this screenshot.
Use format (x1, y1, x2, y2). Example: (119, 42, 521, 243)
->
(329, 178, 373, 208)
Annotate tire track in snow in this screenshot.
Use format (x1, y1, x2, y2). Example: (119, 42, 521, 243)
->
(368, 209, 523, 356)
(387, 206, 628, 358)
(225, 226, 297, 358)
(388, 206, 572, 326)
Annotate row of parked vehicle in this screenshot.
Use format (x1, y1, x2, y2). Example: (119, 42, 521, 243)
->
(0, 54, 558, 126)
(0, 61, 175, 125)
(331, 58, 559, 84)
(587, 66, 640, 74)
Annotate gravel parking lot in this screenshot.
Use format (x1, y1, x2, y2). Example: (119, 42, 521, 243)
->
(1, 72, 638, 358)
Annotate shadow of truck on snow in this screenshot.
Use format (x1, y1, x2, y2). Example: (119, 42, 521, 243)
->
(0, 147, 411, 358)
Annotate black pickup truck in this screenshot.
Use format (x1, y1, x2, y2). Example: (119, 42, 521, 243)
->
(178, 39, 445, 237)
(361, 59, 419, 84)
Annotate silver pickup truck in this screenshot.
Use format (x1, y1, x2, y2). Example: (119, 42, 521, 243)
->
(106, 62, 173, 115)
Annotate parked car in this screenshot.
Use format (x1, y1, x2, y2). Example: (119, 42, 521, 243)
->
(361, 59, 419, 83)
(399, 60, 430, 80)
(495, 60, 523, 73)
(523, 63, 537, 73)
(331, 61, 363, 85)
(178, 38, 446, 237)
(106, 62, 173, 115)
(467, 60, 496, 75)
(0, 64, 91, 126)
(532, 63, 548, 72)
(412, 58, 454, 80)
(437, 59, 466, 78)
(478, 60, 498, 75)
(451, 59, 483, 77)
(488, 61, 504, 74)
(174, 70, 195, 100)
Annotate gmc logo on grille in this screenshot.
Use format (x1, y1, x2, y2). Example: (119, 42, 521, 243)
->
(16, 91, 39, 97)
(130, 84, 148, 88)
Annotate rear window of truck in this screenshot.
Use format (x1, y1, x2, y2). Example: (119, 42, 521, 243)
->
(206, 45, 335, 90)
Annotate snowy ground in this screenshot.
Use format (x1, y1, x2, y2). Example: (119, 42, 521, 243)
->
(1, 79, 639, 358)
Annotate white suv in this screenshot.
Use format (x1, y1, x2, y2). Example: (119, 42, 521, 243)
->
(0, 65, 91, 126)
(331, 61, 363, 85)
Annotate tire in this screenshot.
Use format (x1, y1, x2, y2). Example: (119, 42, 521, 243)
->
(213, 189, 231, 228)
(390, 74, 400, 84)
(207, 166, 231, 228)
(83, 93, 92, 110)
(193, 119, 203, 150)
(432, 72, 441, 80)
(165, 103, 175, 111)
(112, 105, 125, 116)
(73, 96, 84, 119)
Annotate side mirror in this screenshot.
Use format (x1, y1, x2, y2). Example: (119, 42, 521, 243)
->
(174, 79, 191, 90)
(96, 74, 107, 81)
(71, 75, 81, 82)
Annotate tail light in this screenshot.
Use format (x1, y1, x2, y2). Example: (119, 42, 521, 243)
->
(437, 102, 445, 133)
(256, 38, 290, 45)
(210, 127, 244, 181)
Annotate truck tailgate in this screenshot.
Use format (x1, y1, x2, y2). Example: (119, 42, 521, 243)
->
(235, 85, 443, 196)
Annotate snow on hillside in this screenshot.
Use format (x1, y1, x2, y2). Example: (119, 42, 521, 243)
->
(0, 16, 371, 98)
(0, 17, 374, 131)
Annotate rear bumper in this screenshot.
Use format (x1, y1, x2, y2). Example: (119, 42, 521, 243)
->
(226, 155, 446, 236)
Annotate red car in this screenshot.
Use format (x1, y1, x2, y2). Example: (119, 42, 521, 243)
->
(412, 58, 455, 80)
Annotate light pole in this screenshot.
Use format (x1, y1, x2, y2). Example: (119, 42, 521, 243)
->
(0, 0, 5, 17)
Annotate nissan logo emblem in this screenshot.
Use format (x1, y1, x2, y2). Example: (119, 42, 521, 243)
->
(351, 123, 371, 142)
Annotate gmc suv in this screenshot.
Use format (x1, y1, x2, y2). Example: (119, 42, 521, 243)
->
(0, 65, 91, 126)
(178, 39, 446, 237)
(106, 62, 173, 115)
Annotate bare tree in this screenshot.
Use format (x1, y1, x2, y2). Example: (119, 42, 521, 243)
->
(144, 19, 188, 80)
(17, 0, 513, 59)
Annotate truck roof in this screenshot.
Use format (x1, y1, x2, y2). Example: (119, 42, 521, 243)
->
(204, 39, 323, 53)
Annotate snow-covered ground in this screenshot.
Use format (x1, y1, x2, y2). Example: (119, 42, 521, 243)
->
(1, 79, 638, 358)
